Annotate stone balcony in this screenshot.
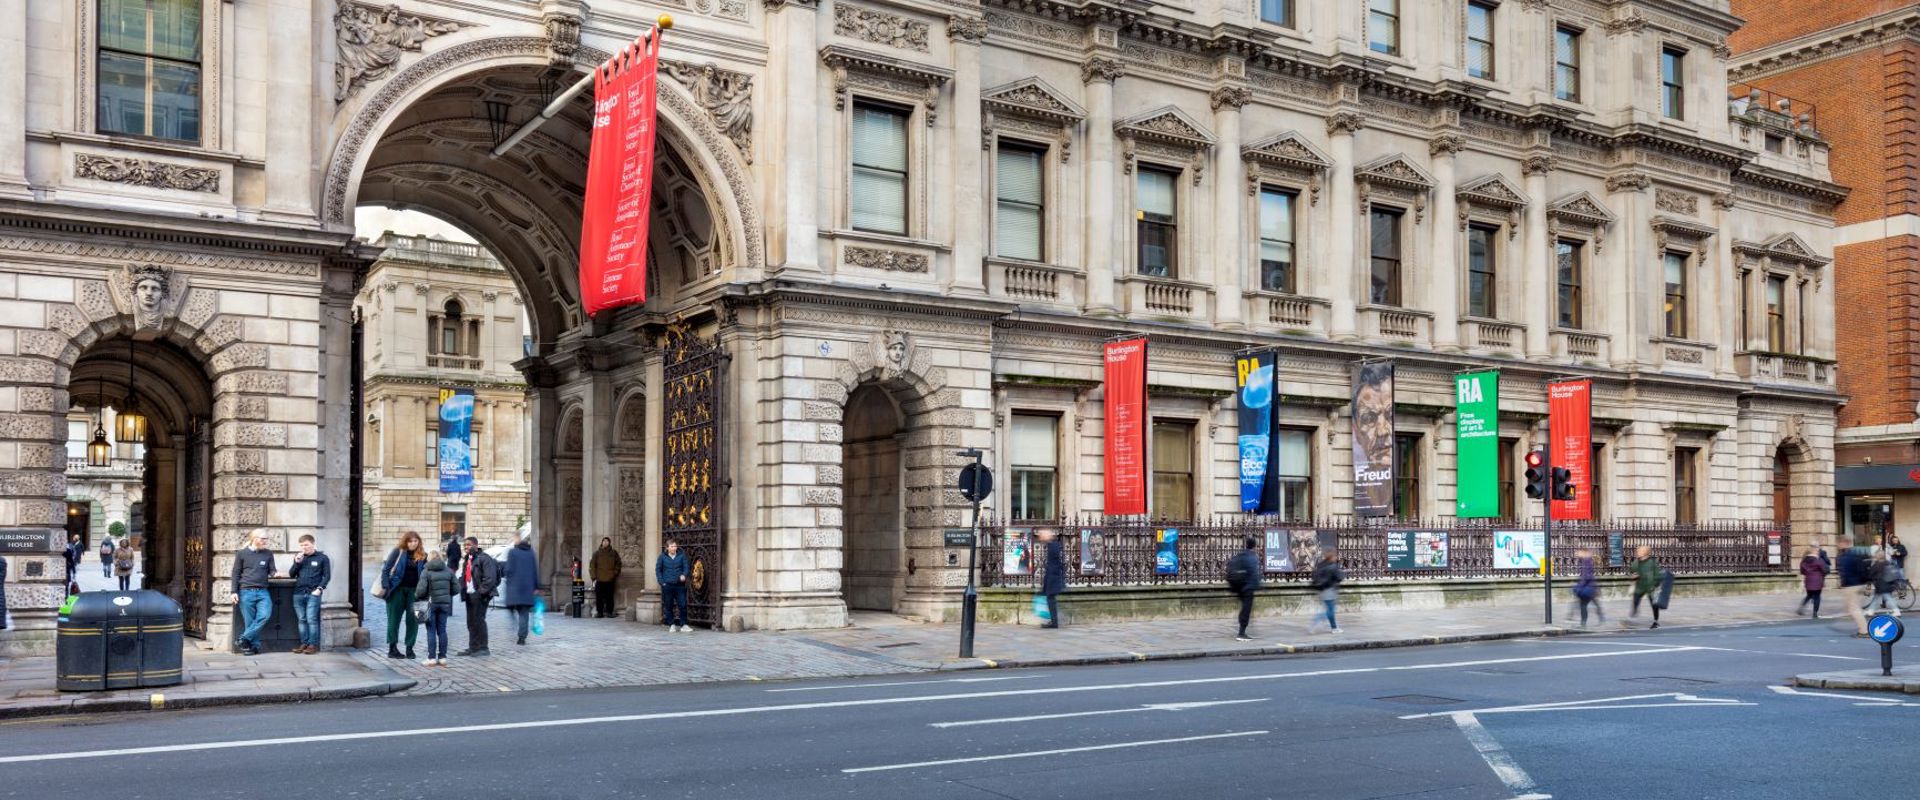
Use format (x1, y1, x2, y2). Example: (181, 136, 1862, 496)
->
(1118, 274, 1214, 323)
(1551, 328, 1610, 364)
(1737, 351, 1835, 390)
(1243, 291, 1329, 336)
(65, 456, 143, 479)
(1459, 317, 1523, 356)
(1358, 305, 1432, 348)
(987, 258, 1083, 308)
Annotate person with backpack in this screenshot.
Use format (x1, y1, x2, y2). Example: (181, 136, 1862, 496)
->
(1572, 548, 1604, 627)
(1037, 530, 1066, 629)
(97, 537, 115, 578)
(1629, 545, 1662, 629)
(1798, 546, 1829, 619)
(1308, 548, 1345, 634)
(413, 550, 456, 666)
(1227, 537, 1262, 641)
(1837, 538, 1871, 637)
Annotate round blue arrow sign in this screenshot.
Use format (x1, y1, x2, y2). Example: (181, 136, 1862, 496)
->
(1870, 614, 1905, 645)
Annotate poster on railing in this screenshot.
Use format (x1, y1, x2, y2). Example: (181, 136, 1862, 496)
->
(1493, 529, 1546, 570)
(1548, 378, 1593, 521)
(1351, 360, 1396, 517)
(1454, 370, 1499, 518)
(1388, 530, 1450, 570)
(437, 387, 475, 493)
(1236, 349, 1279, 513)
(1002, 528, 1032, 575)
(1104, 336, 1149, 516)
(1287, 530, 1340, 571)
(1078, 529, 1103, 574)
(1154, 528, 1179, 575)
(1768, 532, 1782, 565)
(1263, 529, 1292, 572)
(1607, 531, 1625, 566)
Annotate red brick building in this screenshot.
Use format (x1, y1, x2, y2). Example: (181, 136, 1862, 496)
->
(1731, 1, 1920, 543)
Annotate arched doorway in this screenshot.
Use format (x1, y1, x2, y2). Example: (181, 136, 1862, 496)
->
(842, 384, 906, 612)
(1773, 448, 1792, 528)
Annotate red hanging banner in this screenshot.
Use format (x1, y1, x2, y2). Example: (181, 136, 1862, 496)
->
(1103, 337, 1149, 516)
(1548, 378, 1592, 521)
(578, 30, 663, 317)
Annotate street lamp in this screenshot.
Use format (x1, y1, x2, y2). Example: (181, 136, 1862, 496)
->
(114, 337, 146, 444)
(86, 420, 112, 468)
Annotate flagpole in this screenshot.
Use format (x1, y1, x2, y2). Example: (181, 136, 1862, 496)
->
(490, 15, 673, 159)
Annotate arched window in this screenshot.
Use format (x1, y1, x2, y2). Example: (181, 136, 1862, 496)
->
(441, 300, 463, 356)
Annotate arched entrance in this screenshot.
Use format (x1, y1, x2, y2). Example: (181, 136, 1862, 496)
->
(1773, 448, 1792, 528)
(841, 384, 906, 612)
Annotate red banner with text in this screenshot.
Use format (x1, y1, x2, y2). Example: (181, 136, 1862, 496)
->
(1103, 337, 1149, 516)
(1548, 378, 1592, 521)
(578, 31, 662, 317)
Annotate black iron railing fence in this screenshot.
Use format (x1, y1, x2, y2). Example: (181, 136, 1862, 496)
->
(977, 517, 1791, 590)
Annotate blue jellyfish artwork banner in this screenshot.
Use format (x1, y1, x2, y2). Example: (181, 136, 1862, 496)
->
(438, 387, 475, 493)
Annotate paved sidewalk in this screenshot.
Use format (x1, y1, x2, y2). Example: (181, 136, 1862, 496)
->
(0, 647, 414, 719)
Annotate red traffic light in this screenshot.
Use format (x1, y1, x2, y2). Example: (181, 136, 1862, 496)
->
(1524, 450, 1544, 469)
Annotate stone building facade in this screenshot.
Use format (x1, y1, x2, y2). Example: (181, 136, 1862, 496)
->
(354, 233, 531, 571)
(0, 0, 1844, 648)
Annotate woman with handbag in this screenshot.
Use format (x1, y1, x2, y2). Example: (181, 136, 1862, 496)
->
(376, 530, 428, 659)
(413, 552, 456, 666)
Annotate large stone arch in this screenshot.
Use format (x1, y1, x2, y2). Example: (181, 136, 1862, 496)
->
(1773, 417, 1827, 543)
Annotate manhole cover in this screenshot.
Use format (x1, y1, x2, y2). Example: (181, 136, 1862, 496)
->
(1375, 694, 1463, 706)
(1621, 676, 1717, 687)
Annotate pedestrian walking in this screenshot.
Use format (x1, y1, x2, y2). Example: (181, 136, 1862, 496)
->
(231, 529, 278, 655)
(1797, 547, 1829, 618)
(1838, 539, 1871, 637)
(413, 551, 455, 666)
(113, 539, 136, 591)
(377, 531, 428, 659)
(590, 537, 622, 618)
(656, 539, 692, 632)
(1868, 549, 1902, 617)
(441, 532, 463, 622)
(288, 534, 330, 654)
(456, 536, 500, 655)
(1226, 537, 1262, 641)
(63, 534, 82, 583)
(502, 533, 539, 645)
(1893, 535, 1910, 576)
(1307, 548, 1345, 634)
(97, 537, 114, 578)
(1628, 545, 1663, 629)
(1035, 530, 1066, 629)
(1572, 549, 1605, 627)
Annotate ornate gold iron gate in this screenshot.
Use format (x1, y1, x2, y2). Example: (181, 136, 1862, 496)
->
(660, 325, 726, 627)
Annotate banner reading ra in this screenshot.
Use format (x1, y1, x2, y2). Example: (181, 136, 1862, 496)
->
(1235, 349, 1278, 514)
(1454, 370, 1500, 518)
(1548, 378, 1593, 520)
(437, 387, 475, 493)
(1103, 337, 1149, 516)
(578, 30, 663, 317)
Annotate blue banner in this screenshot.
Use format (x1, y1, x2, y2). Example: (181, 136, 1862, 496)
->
(1154, 528, 1179, 575)
(438, 387, 475, 493)
(1235, 350, 1277, 513)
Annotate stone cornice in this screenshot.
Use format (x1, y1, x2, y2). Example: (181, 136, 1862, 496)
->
(1730, 7, 1920, 81)
(0, 198, 350, 259)
(1732, 163, 1849, 207)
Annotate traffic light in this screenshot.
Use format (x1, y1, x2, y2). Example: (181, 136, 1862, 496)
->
(1523, 450, 1548, 501)
(1551, 466, 1575, 502)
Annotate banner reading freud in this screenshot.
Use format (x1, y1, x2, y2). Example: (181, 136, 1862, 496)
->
(1350, 360, 1395, 517)
(438, 387, 475, 493)
(1548, 378, 1593, 520)
(1103, 337, 1149, 516)
(1455, 370, 1499, 518)
(578, 29, 664, 317)
(1235, 349, 1278, 513)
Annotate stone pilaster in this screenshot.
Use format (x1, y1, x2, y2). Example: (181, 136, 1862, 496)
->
(1429, 135, 1464, 350)
(1521, 155, 1553, 357)
(1082, 57, 1123, 315)
(1326, 112, 1363, 340)
(1210, 85, 1250, 330)
(768, 0, 822, 274)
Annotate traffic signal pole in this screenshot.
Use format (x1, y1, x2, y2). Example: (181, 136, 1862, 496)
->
(1542, 416, 1553, 625)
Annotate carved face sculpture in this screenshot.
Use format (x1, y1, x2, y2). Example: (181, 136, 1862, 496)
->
(134, 277, 165, 313)
(885, 332, 907, 366)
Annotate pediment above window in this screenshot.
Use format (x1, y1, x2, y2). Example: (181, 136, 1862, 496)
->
(1242, 131, 1330, 174)
(1547, 191, 1615, 251)
(982, 77, 1085, 125)
(1456, 173, 1528, 210)
(821, 44, 954, 119)
(1115, 106, 1215, 150)
(1355, 154, 1434, 193)
(1734, 232, 1831, 270)
(1650, 216, 1718, 256)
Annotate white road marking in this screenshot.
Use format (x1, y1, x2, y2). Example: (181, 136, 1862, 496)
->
(1452, 712, 1546, 799)
(930, 699, 1267, 728)
(1542, 640, 1866, 661)
(1768, 685, 1901, 704)
(841, 730, 1269, 774)
(0, 646, 1697, 765)
(1400, 692, 1749, 720)
(765, 675, 1043, 693)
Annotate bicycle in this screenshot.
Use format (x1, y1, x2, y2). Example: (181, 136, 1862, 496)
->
(1861, 579, 1917, 612)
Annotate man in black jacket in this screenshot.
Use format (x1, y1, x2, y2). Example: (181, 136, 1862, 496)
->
(288, 534, 330, 654)
(231, 529, 278, 655)
(456, 536, 500, 655)
(1227, 537, 1263, 641)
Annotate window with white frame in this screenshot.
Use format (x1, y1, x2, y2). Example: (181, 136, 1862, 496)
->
(995, 142, 1046, 261)
(1010, 414, 1058, 521)
(425, 423, 439, 469)
(1554, 27, 1582, 102)
(1663, 251, 1690, 338)
(1466, 2, 1496, 80)
(98, 0, 202, 142)
(850, 101, 910, 235)
(1136, 167, 1179, 278)
(1556, 239, 1585, 329)
(1661, 47, 1686, 120)
(1369, 0, 1401, 55)
(1274, 428, 1312, 521)
(1151, 420, 1194, 519)
(1258, 187, 1297, 293)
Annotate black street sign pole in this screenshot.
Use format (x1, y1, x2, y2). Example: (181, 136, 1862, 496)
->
(956, 448, 989, 659)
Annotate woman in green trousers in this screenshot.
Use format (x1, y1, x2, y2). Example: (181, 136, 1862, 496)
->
(378, 530, 428, 658)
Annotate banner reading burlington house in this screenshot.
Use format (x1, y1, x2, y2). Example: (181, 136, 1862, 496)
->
(578, 29, 663, 316)
(1351, 361, 1395, 517)
(1548, 378, 1593, 520)
(1103, 337, 1149, 516)
(1235, 349, 1278, 513)
(438, 387, 475, 493)
(1454, 370, 1499, 518)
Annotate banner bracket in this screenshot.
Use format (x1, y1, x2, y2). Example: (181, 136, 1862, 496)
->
(490, 15, 673, 159)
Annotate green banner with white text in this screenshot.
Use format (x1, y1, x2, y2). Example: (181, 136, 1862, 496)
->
(1454, 370, 1500, 518)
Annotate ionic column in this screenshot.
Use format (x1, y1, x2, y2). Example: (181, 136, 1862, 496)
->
(1082, 56, 1123, 314)
(1429, 135, 1464, 350)
(1327, 112, 1364, 339)
(1521, 155, 1555, 357)
(1211, 85, 1252, 329)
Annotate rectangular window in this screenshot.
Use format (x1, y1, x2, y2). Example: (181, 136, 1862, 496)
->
(1258, 188, 1297, 293)
(98, 0, 203, 142)
(441, 317, 459, 356)
(850, 101, 910, 235)
(426, 425, 438, 468)
(1010, 414, 1058, 521)
(1554, 27, 1581, 102)
(1556, 239, 1584, 329)
(994, 142, 1046, 261)
(426, 315, 439, 356)
(1151, 420, 1194, 519)
(1368, 0, 1400, 55)
(1275, 428, 1313, 522)
(1764, 133, 1785, 154)
(1466, 2, 1496, 80)
(1259, 0, 1292, 27)
(1467, 223, 1498, 318)
(1498, 437, 1518, 520)
(1661, 47, 1686, 120)
(1136, 167, 1179, 278)
(1664, 251, 1689, 338)
(1673, 447, 1698, 524)
(1392, 433, 1421, 519)
(440, 507, 467, 542)
(1766, 275, 1787, 351)
(1369, 208, 1403, 306)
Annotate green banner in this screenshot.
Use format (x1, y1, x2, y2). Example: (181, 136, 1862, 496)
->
(1455, 370, 1500, 518)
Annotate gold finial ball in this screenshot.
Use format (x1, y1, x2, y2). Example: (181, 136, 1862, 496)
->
(658, 14, 674, 30)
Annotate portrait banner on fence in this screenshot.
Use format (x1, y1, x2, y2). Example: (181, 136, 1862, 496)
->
(1104, 337, 1150, 516)
(1454, 370, 1500, 518)
(1387, 530, 1450, 570)
(1079, 529, 1103, 575)
(1002, 528, 1032, 576)
(437, 387, 475, 493)
(578, 30, 664, 317)
(1263, 529, 1293, 572)
(1548, 378, 1593, 520)
(1493, 529, 1546, 571)
(1236, 349, 1279, 513)
(1351, 361, 1396, 517)
(1287, 529, 1340, 570)
(1154, 529, 1179, 575)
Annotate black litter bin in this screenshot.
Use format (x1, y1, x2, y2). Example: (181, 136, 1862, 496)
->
(57, 590, 184, 692)
(230, 578, 300, 653)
